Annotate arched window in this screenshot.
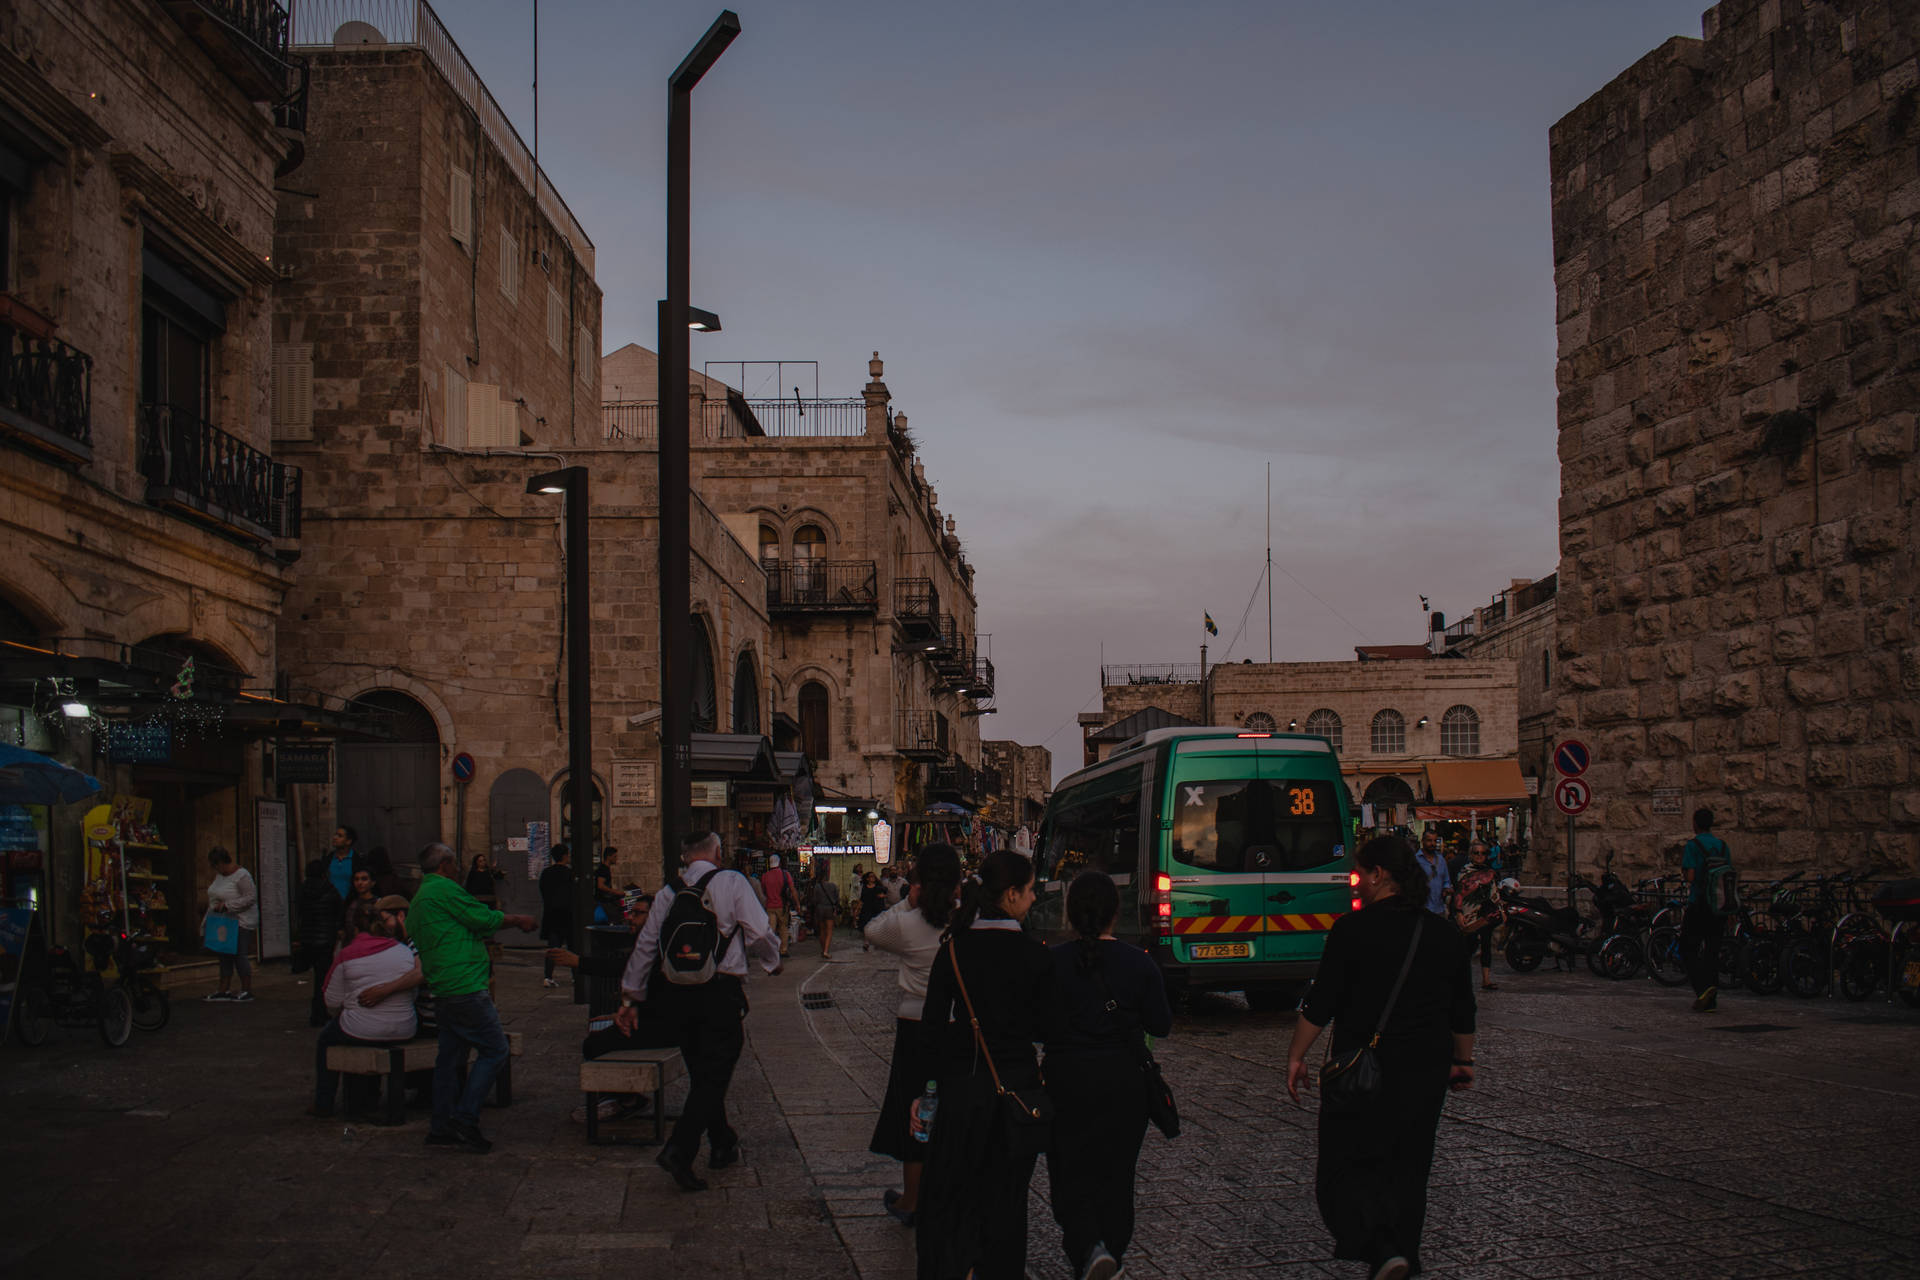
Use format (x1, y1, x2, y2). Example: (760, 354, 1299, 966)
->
(798, 681, 830, 761)
(1362, 774, 1415, 812)
(732, 652, 760, 735)
(1305, 708, 1342, 752)
(792, 525, 826, 601)
(690, 616, 717, 733)
(1242, 712, 1277, 732)
(1440, 704, 1480, 757)
(758, 525, 780, 567)
(1371, 709, 1405, 755)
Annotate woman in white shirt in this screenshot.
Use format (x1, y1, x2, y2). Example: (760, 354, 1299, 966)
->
(309, 897, 423, 1118)
(862, 844, 963, 1227)
(203, 847, 259, 1003)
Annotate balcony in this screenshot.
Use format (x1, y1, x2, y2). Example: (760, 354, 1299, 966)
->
(894, 577, 939, 643)
(927, 615, 969, 678)
(139, 403, 302, 544)
(928, 758, 976, 800)
(0, 324, 92, 464)
(965, 655, 995, 700)
(898, 710, 948, 763)
(160, 0, 295, 102)
(765, 560, 877, 616)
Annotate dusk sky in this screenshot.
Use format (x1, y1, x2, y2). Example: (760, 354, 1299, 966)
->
(425, 0, 1704, 776)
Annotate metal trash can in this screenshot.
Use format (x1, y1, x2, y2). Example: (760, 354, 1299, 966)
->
(584, 925, 631, 1016)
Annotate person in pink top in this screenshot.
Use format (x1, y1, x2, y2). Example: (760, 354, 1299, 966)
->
(759, 855, 798, 958)
(308, 897, 423, 1117)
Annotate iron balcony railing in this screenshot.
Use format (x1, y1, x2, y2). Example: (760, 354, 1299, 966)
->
(894, 578, 937, 625)
(138, 403, 302, 539)
(604, 397, 868, 442)
(928, 615, 968, 674)
(966, 655, 995, 699)
(930, 759, 976, 798)
(1101, 664, 1203, 686)
(765, 560, 877, 613)
(160, 0, 294, 101)
(197, 0, 291, 61)
(0, 329, 92, 457)
(898, 710, 948, 760)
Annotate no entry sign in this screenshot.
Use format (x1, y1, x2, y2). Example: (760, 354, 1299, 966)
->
(1554, 776, 1593, 816)
(1554, 740, 1591, 777)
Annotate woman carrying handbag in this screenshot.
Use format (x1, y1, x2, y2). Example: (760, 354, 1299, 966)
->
(914, 850, 1053, 1280)
(1285, 835, 1478, 1280)
(1045, 871, 1174, 1280)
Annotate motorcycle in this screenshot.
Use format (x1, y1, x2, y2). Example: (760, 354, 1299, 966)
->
(1503, 865, 1634, 974)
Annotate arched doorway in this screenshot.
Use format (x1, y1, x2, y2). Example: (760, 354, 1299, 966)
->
(733, 652, 761, 735)
(1362, 775, 1416, 825)
(488, 767, 548, 919)
(337, 690, 442, 871)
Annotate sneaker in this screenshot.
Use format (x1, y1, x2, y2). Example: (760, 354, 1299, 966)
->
(203, 991, 234, 1002)
(448, 1120, 493, 1153)
(542, 978, 560, 988)
(1372, 1259, 1411, 1280)
(1693, 986, 1718, 1013)
(1080, 1243, 1118, 1280)
(231, 991, 254, 1003)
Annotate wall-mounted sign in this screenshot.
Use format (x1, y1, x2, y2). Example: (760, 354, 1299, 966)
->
(275, 744, 333, 785)
(451, 752, 475, 782)
(1649, 788, 1686, 816)
(691, 781, 729, 808)
(526, 821, 550, 879)
(613, 759, 657, 808)
(872, 819, 892, 866)
(735, 791, 775, 814)
(107, 721, 171, 764)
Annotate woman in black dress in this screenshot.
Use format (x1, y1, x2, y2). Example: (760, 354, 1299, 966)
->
(916, 850, 1053, 1280)
(1286, 835, 1477, 1280)
(1046, 871, 1173, 1280)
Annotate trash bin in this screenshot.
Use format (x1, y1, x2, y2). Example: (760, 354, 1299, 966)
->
(584, 925, 631, 1016)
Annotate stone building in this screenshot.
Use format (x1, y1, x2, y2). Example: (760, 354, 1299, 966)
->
(1549, 0, 1919, 878)
(269, 4, 771, 904)
(0, 0, 314, 949)
(1445, 575, 1559, 804)
(981, 740, 1052, 832)
(603, 350, 995, 825)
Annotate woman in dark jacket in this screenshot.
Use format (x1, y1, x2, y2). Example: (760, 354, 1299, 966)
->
(1045, 871, 1173, 1280)
(465, 851, 505, 901)
(857, 871, 888, 936)
(296, 859, 343, 1027)
(915, 850, 1052, 1280)
(1286, 835, 1477, 1280)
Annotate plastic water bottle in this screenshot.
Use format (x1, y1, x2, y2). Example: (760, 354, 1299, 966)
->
(909, 1080, 938, 1142)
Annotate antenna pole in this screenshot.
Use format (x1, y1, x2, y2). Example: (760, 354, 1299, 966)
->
(532, 0, 539, 169)
(1266, 463, 1273, 663)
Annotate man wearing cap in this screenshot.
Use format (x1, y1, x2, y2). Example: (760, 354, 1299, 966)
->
(759, 855, 797, 958)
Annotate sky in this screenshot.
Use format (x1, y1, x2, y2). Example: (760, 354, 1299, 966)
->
(409, 0, 1705, 777)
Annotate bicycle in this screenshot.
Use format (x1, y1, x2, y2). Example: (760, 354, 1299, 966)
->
(1779, 874, 1869, 999)
(12, 927, 134, 1048)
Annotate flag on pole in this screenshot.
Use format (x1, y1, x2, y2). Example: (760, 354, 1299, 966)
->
(1204, 612, 1218, 637)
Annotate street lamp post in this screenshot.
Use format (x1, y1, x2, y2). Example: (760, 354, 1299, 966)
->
(659, 10, 739, 885)
(527, 466, 594, 1003)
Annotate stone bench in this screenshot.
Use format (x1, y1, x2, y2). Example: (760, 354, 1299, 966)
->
(580, 1047, 685, 1145)
(326, 1031, 524, 1125)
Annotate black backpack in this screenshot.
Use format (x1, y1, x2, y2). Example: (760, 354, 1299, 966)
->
(658, 868, 739, 985)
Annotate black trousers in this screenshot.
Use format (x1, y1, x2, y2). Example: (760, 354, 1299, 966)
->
(1316, 1046, 1449, 1275)
(306, 942, 334, 1023)
(1681, 901, 1723, 997)
(666, 975, 746, 1161)
(1046, 1051, 1149, 1272)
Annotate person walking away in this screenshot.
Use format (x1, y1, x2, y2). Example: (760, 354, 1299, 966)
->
(1046, 870, 1173, 1280)
(203, 847, 258, 1002)
(328, 825, 360, 902)
(858, 872, 887, 948)
(1681, 807, 1734, 1013)
(810, 861, 841, 959)
(550, 888, 677, 1124)
(540, 843, 575, 988)
(759, 855, 797, 958)
(297, 858, 343, 1025)
(410, 842, 539, 1153)
(916, 850, 1053, 1280)
(864, 844, 964, 1227)
(1286, 835, 1477, 1280)
(309, 898, 422, 1116)
(617, 831, 782, 1192)
(1452, 842, 1501, 991)
(1413, 829, 1451, 917)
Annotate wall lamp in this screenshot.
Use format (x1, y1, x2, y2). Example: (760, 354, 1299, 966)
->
(1287, 718, 1298, 731)
(1417, 716, 1430, 728)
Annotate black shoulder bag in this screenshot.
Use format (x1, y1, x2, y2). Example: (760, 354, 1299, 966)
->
(949, 937, 1053, 1155)
(1319, 914, 1424, 1114)
(1086, 942, 1180, 1139)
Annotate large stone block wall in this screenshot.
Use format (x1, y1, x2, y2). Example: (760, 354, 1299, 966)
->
(1550, 0, 1920, 877)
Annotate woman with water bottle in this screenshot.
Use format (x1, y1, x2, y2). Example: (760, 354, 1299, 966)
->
(863, 843, 964, 1227)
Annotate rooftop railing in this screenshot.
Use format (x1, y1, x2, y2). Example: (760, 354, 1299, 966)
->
(1101, 664, 1203, 686)
(603, 397, 868, 442)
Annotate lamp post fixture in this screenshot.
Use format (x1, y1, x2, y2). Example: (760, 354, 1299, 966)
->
(527, 465, 594, 1003)
(659, 10, 739, 885)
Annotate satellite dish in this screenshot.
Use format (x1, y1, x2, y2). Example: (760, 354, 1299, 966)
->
(333, 21, 385, 46)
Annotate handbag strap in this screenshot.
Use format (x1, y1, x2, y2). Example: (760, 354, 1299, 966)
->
(1367, 914, 1426, 1049)
(947, 936, 1042, 1115)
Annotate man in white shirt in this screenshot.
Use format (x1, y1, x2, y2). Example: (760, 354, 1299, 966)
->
(617, 831, 781, 1191)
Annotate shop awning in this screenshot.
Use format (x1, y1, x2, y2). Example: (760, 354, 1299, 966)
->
(690, 732, 782, 782)
(1422, 759, 1527, 805)
(1413, 806, 1514, 822)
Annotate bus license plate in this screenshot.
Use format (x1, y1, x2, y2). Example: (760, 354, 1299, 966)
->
(1191, 942, 1252, 960)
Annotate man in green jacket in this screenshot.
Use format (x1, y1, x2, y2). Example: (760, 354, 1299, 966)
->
(410, 842, 537, 1152)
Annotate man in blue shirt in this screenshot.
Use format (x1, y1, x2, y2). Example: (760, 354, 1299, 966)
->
(1680, 807, 1732, 1012)
(328, 825, 360, 902)
(1414, 829, 1452, 915)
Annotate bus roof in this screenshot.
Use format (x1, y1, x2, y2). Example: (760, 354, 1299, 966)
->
(1113, 726, 1337, 757)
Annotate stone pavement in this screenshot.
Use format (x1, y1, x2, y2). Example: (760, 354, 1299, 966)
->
(2, 942, 1918, 1279)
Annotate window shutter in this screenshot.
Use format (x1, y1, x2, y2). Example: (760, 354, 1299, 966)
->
(577, 324, 594, 386)
(499, 228, 519, 303)
(546, 286, 564, 354)
(449, 167, 472, 246)
(444, 366, 469, 447)
(466, 382, 503, 447)
(271, 343, 313, 440)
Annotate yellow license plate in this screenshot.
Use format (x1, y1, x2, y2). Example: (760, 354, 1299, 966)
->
(1190, 942, 1252, 959)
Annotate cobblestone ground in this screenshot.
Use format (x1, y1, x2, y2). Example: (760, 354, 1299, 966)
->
(805, 944, 1920, 1280)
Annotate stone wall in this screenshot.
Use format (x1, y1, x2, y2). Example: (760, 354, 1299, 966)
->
(981, 740, 1052, 828)
(1550, 0, 1919, 878)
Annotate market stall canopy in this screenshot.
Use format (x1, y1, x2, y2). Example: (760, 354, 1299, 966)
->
(0, 744, 103, 804)
(689, 732, 782, 782)
(1422, 759, 1528, 805)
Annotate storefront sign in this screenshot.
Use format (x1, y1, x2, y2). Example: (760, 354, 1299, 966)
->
(275, 744, 333, 785)
(106, 721, 171, 764)
(1650, 788, 1686, 816)
(691, 780, 729, 808)
(612, 759, 657, 808)
(872, 819, 892, 867)
(799, 845, 876, 856)
(255, 799, 290, 960)
(735, 791, 775, 814)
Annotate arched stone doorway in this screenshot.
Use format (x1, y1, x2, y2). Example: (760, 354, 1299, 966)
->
(488, 767, 548, 919)
(338, 690, 442, 871)
(1362, 774, 1416, 824)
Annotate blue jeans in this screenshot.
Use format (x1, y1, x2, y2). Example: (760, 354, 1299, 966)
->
(432, 992, 508, 1133)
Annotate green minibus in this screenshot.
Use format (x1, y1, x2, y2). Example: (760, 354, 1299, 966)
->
(1032, 727, 1357, 1008)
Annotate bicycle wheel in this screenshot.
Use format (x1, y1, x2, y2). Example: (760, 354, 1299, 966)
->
(1780, 937, 1828, 998)
(1745, 936, 1784, 994)
(97, 985, 133, 1048)
(1586, 943, 1611, 978)
(1600, 934, 1643, 980)
(1836, 941, 1881, 1002)
(14, 986, 54, 1047)
(130, 980, 170, 1032)
(1645, 926, 1688, 987)
(1716, 937, 1747, 991)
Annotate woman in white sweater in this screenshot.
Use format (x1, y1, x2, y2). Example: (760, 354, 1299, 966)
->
(203, 847, 258, 1002)
(863, 843, 963, 1227)
(309, 897, 423, 1117)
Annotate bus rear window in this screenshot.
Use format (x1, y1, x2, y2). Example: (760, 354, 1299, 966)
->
(1171, 778, 1342, 872)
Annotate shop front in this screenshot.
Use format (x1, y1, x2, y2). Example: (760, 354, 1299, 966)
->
(1417, 759, 1529, 862)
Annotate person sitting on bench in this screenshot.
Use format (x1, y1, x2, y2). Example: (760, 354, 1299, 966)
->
(309, 897, 422, 1117)
(548, 887, 677, 1124)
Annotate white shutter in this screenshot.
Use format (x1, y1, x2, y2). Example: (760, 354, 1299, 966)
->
(577, 325, 594, 387)
(499, 228, 519, 303)
(449, 167, 472, 247)
(444, 366, 469, 446)
(271, 343, 313, 440)
(546, 286, 564, 354)
(466, 382, 502, 447)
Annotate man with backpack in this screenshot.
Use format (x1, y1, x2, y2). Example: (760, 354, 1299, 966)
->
(616, 831, 782, 1192)
(1680, 807, 1735, 1012)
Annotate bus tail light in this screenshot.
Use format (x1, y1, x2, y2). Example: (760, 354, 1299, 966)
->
(1348, 870, 1361, 913)
(1150, 872, 1173, 937)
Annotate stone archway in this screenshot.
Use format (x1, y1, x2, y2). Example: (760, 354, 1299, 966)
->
(337, 690, 442, 869)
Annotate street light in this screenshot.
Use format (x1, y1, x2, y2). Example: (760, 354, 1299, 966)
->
(526, 465, 594, 1004)
(659, 10, 740, 885)
(686, 305, 722, 333)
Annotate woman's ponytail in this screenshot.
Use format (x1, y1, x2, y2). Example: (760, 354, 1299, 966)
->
(914, 843, 963, 930)
(1066, 871, 1120, 976)
(948, 850, 1034, 937)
